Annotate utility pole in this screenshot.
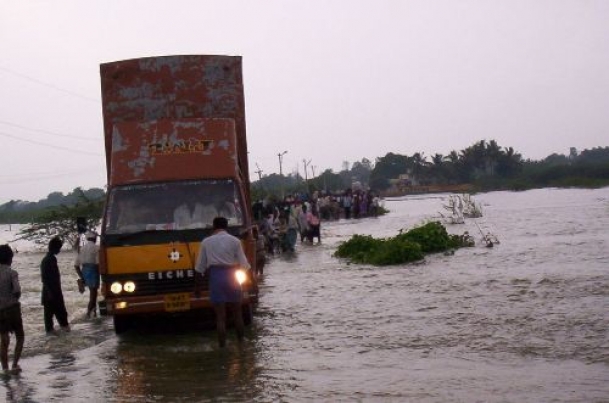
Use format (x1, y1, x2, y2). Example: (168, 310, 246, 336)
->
(302, 159, 312, 181)
(277, 150, 288, 176)
(278, 150, 288, 200)
(303, 159, 312, 194)
(255, 163, 263, 180)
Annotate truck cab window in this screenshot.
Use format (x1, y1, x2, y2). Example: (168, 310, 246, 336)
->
(105, 180, 244, 234)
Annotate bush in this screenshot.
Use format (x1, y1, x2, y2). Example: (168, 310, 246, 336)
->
(396, 221, 452, 253)
(334, 221, 465, 266)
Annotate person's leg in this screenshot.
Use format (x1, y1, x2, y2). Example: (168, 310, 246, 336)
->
(288, 229, 297, 251)
(87, 288, 98, 317)
(0, 332, 9, 370)
(12, 329, 23, 371)
(43, 303, 55, 333)
(214, 303, 227, 347)
(11, 307, 23, 371)
(85, 266, 100, 317)
(230, 302, 244, 342)
(306, 229, 313, 243)
(55, 300, 70, 331)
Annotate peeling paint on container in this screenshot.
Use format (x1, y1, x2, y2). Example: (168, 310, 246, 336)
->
(100, 55, 249, 192)
(109, 118, 238, 185)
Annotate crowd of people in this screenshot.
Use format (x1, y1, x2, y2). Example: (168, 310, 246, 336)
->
(252, 188, 382, 265)
(255, 202, 319, 259)
(314, 188, 383, 220)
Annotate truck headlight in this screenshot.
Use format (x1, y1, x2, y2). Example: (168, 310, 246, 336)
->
(235, 269, 247, 285)
(110, 282, 123, 294)
(124, 281, 136, 293)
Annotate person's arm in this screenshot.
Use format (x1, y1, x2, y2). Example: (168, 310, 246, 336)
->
(11, 271, 21, 300)
(193, 242, 207, 297)
(194, 241, 208, 275)
(73, 253, 84, 280)
(95, 244, 100, 265)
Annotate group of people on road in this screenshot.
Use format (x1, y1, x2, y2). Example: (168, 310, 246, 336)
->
(253, 187, 383, 257)
(314, 189, 382, 220)
(255, 199, 323, 259)
(0, 231, 101, 375)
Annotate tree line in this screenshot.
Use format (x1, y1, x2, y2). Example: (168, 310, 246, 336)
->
(254, 141, 609, 199)
(1, 140, 608, 225)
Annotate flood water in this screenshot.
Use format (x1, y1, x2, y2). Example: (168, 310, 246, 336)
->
(1, 187, 608, 402)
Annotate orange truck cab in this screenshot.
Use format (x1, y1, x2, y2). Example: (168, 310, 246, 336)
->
(98, 55, 258, 333)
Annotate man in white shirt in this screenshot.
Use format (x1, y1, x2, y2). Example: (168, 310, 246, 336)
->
(194, 217, 250, 347)
(74, 231, 100, 318)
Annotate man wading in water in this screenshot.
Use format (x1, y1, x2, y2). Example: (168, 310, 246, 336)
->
(74, 231, 100, 318)
(40, 237, 70, 333)
(194, 216, 251, 347)
(0, 244, 24, 374)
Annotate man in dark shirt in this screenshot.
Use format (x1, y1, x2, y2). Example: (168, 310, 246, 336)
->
(40, 237, 70, 333)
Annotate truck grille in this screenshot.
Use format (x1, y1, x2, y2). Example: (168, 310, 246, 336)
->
(103, 270, 209, 297)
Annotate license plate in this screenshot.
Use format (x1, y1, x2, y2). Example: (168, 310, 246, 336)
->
(164, 293, 191, 312)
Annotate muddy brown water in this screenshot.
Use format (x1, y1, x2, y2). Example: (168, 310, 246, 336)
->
(1, 187, 608, 402)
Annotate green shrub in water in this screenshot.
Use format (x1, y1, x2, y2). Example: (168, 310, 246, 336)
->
(397, 221, 457, 253)
(368, 238, 424, 265)
(334, 221, 465, 266)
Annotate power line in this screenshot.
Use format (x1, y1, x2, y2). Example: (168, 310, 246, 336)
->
(0, 167, 103, 185)
(0, 119, 98, 142)
(0, 65, 100, 103)
(0, 130, 102, 156)
(0, 166, 101, 179)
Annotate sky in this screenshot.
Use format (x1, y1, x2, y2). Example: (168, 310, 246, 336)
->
(0, 0, 608, 203)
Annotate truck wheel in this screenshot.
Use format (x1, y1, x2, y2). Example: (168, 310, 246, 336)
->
(242, 303, 254, 326)
(113, 315, 131, 334)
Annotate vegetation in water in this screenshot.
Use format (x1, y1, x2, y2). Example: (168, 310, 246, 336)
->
(334, 221, 470, 266)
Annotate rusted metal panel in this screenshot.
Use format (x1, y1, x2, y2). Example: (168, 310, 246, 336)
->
(110, 118, 238, 185)
(100, 55, 249, 188)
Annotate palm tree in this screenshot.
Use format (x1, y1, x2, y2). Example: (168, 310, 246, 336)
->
(486, 139, 502, 176)
(410, 152, 429, 185)
(430, 153, 445, 184)
(497, 146, 523, 177)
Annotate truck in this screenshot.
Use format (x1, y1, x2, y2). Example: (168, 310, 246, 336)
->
(98, 55, 258, 333)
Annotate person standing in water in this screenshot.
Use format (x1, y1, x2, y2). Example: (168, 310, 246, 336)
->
(74, 231, 100, 318)
(40, 237, 70, 333)
(194, 217, 250, 347)
(0, 244, 24, 373)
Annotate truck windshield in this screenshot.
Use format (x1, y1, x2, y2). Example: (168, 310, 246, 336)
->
(104, 179, 244, 234)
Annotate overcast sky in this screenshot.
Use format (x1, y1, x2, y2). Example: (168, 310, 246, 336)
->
(1, 0, 607, 203)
